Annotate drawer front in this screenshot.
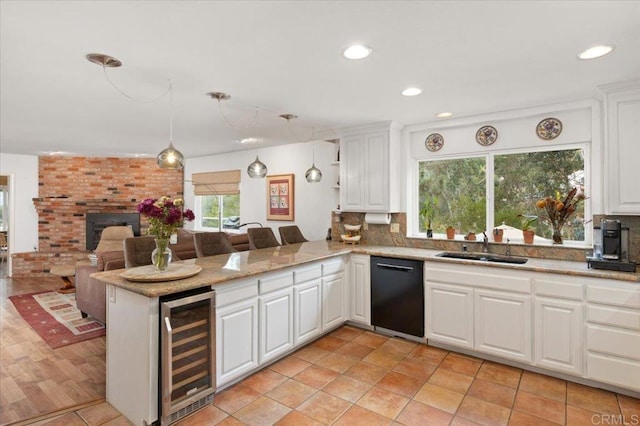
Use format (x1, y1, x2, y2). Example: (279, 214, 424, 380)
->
(587, 324, 640, 360)
(294, 264, 322, 284)
(587, 305, 640, 330)
(587, 285, 640, 309)
(425, 265, 531, 294)
(216, 279, 259, 307)
(534, 279, 583, 301)
(260, 270, 294, 294)
(322, 257, 345, 276)
(587, 352, 640, 392)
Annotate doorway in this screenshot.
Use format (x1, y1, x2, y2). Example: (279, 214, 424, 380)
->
(0, 174, 11, 277)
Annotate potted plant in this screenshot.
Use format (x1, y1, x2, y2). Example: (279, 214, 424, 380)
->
(446, 226, 456, 239)
(519, 215, 538, 244)
(420, 196, 439, 238)
(492, 228, 504, 243)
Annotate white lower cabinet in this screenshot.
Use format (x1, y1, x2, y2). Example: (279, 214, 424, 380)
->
(534, 298, 583, 375)
(322, 273, 345, 330)
(259, 287, 293, 364)
(294, 278, 322, 346)
(475, 290, 532, 363)
(216, 297, 259, 387)
(348, 254, 371, 325)
(586, 280, 640, 392)
(425, 283, 474, 349)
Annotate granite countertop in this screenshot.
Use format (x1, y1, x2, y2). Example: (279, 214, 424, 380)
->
(92, 240, 639, 298)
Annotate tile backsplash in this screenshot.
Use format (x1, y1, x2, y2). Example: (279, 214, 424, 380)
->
(332, 212, 640, 263)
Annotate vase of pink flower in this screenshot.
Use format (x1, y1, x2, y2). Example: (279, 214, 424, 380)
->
(137, 196, 195, 270)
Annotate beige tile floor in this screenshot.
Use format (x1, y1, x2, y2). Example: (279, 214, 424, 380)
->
(30, 325, 640, 425)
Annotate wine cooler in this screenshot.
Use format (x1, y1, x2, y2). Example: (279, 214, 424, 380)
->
(160, 289, 216, 425)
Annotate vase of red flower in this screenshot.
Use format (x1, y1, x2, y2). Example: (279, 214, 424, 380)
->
(137, 196, 195, 270)
(152, 238, 172, 271)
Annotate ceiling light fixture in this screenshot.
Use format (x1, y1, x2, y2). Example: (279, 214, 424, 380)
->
(247, 107, 267, 178)
(402, 87, 422, 97)
(156, 81, 184, 169)
(436, 112, 454, 118)
(86, 53, 182, 168)
(343, 44, 371, 60)
(305, 139, 322, 183)
(577, 44, 615, 60)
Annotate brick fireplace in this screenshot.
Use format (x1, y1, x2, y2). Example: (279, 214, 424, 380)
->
(11, 156, 183, 277)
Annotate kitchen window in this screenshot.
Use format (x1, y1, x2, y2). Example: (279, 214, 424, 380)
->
(195, 194, 240, 231)
(191, 169, 241, 231)
(417, 146, 588, 244)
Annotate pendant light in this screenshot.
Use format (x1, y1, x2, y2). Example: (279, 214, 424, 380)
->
(305, 139, 322, 183)
(157, 81, 185, 169)
(247, 155, 267, 178)
(86, 53, 183, 168)
(246, 106, 267, 178)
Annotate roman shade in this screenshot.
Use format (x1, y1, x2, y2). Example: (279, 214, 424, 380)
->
(192, 170, 241, 196)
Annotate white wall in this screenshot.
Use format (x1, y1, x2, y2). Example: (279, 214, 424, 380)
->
(0, 153, 39, 254)
(183, 140, 336, 242)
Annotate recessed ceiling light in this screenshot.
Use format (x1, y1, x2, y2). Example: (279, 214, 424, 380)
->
(343, 45, 371, 60)
(577, 44, 615, 60)
(401, 87, 422, 97)
(436, 112, 454, 118)
(240, 138, 257, 144)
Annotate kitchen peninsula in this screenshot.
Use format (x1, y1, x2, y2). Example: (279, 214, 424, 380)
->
(93, 241, 640, 425)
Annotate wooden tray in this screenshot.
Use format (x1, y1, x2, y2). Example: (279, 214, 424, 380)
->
(120, 263, 203, 283)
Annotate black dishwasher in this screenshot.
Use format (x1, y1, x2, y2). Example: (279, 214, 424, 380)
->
(371, 256, 424, 338)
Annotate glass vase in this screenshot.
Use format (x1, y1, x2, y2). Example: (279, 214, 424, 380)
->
(551, 223, 563, 245)
(152, 238, 172, 271)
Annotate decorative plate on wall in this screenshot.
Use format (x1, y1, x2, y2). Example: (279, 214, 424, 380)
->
(536, 117, 563, 140)
(425, 133, 444, 152)
(475, 125, 498, 146)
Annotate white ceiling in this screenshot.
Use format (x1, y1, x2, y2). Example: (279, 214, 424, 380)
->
(1, 1, 639, 159)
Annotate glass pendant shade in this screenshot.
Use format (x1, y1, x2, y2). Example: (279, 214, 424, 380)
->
(305, 163, 322, 182)
(157, 142, 185, 169)
(247, 155, 267, 178)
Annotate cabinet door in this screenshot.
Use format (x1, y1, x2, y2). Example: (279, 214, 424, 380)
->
(475, 290, 532, 363)
(604, 86, 640, 214)
(294, 278, 322, 346)
(216, 298, 259, 386)
(323, 273, 345, 331)
(341, 134, 366, 211)
(349, 255, 371, 325)
(259, 288, 294, 364)
(363, 132, 389, 211)
(425, 282, 474, 349)
(534, 297, 583, 375)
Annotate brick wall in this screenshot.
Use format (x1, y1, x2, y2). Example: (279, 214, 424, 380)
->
(12, 156, 183, 277)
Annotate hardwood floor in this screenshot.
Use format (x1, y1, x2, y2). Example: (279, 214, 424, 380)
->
(0, 276, 106, 425)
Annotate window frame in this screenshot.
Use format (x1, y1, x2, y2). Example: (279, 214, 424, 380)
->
(412, 142, 592, 247)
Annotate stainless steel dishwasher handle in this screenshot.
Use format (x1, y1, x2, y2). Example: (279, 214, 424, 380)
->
(376, 263, 414, 271)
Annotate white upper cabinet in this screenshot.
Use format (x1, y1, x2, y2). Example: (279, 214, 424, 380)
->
(601, 81, 640, 214)
(339, 122, 403, 212)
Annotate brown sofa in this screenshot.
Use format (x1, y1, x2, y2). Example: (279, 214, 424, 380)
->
(75, 229, 249, 323)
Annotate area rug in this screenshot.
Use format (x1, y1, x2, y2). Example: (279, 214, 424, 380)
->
(9, 291, 105, 349)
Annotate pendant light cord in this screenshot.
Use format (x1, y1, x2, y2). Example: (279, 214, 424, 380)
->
(169, 80, 173, 143)
(101, 65, 171, 103)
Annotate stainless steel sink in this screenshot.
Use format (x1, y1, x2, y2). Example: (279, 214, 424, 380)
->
(436, 251, 528, 264)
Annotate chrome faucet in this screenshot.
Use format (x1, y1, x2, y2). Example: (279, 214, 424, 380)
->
(505, 239, 511, 257)
(482, 232, 489, 252)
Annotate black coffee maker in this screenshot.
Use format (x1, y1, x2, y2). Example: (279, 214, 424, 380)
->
(588, 219, 636, 272)
(601, 219, 622, 260)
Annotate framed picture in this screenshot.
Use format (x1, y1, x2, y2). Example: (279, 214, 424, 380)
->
(266, 174, 295, 221)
